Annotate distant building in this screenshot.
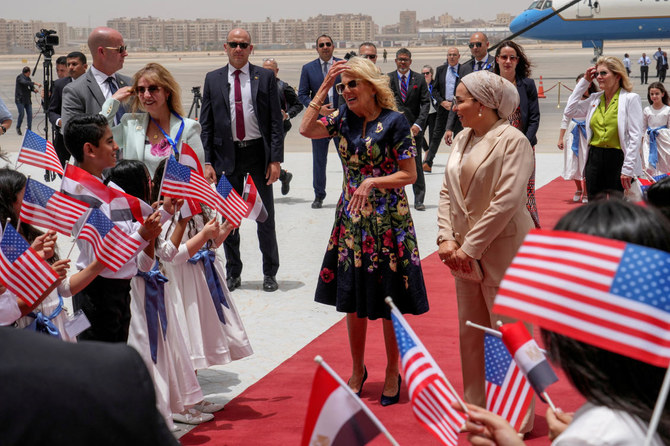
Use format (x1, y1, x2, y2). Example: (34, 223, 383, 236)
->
(399, 11, 417, 34)
(0, 19, 68, 54)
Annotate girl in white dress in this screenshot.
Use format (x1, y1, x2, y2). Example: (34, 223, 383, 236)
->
(642, 82, 670, 177)
(108, 160, 216, 428)
(558, 74, 598, 203)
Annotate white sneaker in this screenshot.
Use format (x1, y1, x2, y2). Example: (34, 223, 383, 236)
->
(194, 400, 225, 413)
(172, 408, 214, 425)
(572, 191, 582, 202)
(582, 196, 588, 204)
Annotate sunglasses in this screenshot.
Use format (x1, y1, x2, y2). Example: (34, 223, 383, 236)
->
(136, 85, 161, 94)
(104, 45, 127, 53)
(361, 54, 377, 60)
(227, 42, 250, 49)
(263, 58, 275, 62)
(468, 42, 483, 48)
(497, 55, 518, 62)
(318, 41, 333, 48)
(422, 72, 431, 76)
(335, 79, 360, 95)
(596, 71, 609, 77)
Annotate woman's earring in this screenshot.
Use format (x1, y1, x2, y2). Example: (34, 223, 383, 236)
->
(478, 108, 482, 117)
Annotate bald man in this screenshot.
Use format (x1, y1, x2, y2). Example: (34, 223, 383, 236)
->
(61, 27, 131, 129)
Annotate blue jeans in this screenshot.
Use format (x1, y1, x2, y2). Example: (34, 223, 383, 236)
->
(15, 102, 32, 131)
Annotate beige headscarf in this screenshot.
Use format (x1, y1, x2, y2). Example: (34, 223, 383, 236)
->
(460, 71, 520, 119)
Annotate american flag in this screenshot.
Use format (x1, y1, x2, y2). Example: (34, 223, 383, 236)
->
(390, 306, 466, 446)
(20, 178, 89, 236)
(16, 129, 64, 175)
(485, 333, 533, 432)
(78, 208, 142, 272)
(216, 175, 249, 227)
(493, 229, 670, 368)
(639, 173, 669, 193)
(0, 222, 60, 306)
(159, 155, 234, 222)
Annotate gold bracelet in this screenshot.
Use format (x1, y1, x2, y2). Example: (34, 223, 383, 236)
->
(309, 101, 321, 111)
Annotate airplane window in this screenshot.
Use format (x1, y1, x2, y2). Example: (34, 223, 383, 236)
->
(544, 0, 552, 7)
(528, 1, 540, 9)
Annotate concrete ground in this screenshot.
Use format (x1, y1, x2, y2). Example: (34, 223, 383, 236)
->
(0, 40, 667, 437)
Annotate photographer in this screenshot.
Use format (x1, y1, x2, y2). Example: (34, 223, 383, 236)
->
(14, 67, 40, 136)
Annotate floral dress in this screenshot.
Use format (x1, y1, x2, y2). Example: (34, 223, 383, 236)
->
(315, 107, 429, 320)
(508, 106, 541, 228)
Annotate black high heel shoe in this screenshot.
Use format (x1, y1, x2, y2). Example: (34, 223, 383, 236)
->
(380, 375, 402, 406)
(349, 366, 368, 397)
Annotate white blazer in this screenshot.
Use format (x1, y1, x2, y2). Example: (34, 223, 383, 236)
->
(564, 77, 643, 177)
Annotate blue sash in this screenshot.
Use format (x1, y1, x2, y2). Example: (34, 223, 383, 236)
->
(570, 119, 587, 158)
(136, 263, 168, 364)
(647, 125, 667, 169)
(26, 293, 63, 339)
(188, 249, 229, 324)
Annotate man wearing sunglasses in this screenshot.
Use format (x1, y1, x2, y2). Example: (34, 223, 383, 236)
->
(388, 47, 430, 211)
(62, 27, 130, 130)
(358, 42, 378, 64)
(298, 34, 342, 209)
(201, 28, 284, 293)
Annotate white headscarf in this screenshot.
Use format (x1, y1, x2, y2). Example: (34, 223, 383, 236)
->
(460, 71, 519, 119)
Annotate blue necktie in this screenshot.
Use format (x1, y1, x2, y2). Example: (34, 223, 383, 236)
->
(400, 75, 408, 102)
(105, 76, 125, 125)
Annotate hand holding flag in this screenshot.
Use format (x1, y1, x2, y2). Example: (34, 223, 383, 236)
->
(16, 130, 64, 176)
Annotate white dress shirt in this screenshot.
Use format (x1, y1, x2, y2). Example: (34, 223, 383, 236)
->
(227, 63, 261, 141)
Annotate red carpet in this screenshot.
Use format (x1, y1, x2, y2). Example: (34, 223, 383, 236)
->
(181, 177, 585, 445)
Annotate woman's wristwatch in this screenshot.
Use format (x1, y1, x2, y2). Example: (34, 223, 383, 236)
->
(0, 125, 6, 135)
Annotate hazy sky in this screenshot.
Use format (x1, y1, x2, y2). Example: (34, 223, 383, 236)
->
(3, 0, 533, 28)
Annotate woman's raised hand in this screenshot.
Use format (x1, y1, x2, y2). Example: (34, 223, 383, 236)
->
(112, 86, 134, 102)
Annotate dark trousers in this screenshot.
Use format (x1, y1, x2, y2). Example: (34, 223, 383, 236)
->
(74, 276, 132, 343)
(420, 112, 436, 152)
(425, 108, 462, 167)
(660, 68, 667, 83)
(641, 66, 649, 84)
(311, 137, 334, 200)
(53, 131, 70, 168)
(412, 128, 426, 205)
(224, 141, 279, 278)
(15, 101, 32, 131)
(585, 146, 624, 200)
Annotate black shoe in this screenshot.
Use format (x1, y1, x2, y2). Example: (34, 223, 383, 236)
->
(349, 366, 368, 397)
(226, 276, 241, 291)
(380, 375, 402, 407)
(311, 198, 323, 209)
(280, 171, 293, 196)
(263, 275, 278, 292)
(415, 203, 426, 211)
(16, 128, 22, 136)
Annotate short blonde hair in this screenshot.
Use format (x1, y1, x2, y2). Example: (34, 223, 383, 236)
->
(596, 56, 633, 92)
(128, 63, 184, 116)
(344, 57, 397, 111)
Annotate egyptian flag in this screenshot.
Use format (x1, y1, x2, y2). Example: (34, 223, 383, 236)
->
(243, 175, 268, 223)
(301, 364, 381, 446)
(499, 321, 558, 401)
(176, 143, 203, 218)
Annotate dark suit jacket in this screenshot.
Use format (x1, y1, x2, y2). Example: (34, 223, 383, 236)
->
(48, 76, 72, 133)
(515, 76, 540, 147)
(278, 78, 303, 133)
(15, 73, 36, 104)
(432, 63, 460, 127)
(61, 69, 131, 128)
(200, 63, 284, 175)
(0, 328, 178, 446)
(297, 57, 342, 109)
(446, 56, 496, 132)
(387, 70, 430, 130)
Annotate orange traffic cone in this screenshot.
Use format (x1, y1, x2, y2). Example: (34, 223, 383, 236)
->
(537, 76, 547, 99)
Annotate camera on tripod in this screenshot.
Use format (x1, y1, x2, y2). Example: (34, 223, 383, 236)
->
(35, 29, 58, 56)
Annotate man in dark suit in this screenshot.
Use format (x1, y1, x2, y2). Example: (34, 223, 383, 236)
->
(444, 32, 496, 145)
(62, 27, 130, 129)
(263, 57, 303, 196)
(388, 48, 430, 211)
(298, 34, 342, 209)
(0, 328, 179, 445)
(201, 28, 284, 293)
(14, 66, 41, 135)
(424, 47, 461, 172)
(48, 51, 88, 167)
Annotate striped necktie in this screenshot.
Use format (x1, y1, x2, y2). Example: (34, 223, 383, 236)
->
(400, 75, 408, 102)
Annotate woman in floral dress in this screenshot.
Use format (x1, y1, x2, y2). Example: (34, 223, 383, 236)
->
(300, 57, 429, 406)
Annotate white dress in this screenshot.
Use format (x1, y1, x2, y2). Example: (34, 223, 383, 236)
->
(561, 104, 589, 181)
(162, 216, 253, 370)
(553, 402, 663, 445)
(642, 104, 670, 177)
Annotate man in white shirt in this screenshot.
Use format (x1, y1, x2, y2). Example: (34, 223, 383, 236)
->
(639, 53, 651, 85)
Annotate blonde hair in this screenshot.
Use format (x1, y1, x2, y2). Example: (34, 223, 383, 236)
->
(596, 56, 633, 92)
(344, 57, 397, 111)
(128, 63, 185, 116)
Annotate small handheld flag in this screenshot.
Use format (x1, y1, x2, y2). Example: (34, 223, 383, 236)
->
(20, 178, 89, 236)
(0, 222, 60, 306)
(242, 175, 268, 223)
(216, 175, 249, 227)
(16, 130, 64, 175)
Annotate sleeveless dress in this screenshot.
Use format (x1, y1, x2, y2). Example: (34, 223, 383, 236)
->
(314, 107, 429, 320)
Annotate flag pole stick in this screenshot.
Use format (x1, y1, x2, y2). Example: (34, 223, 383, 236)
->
(542, 392, 557, 413)
(385, 297, 470, 415)
(644, 364, 670, 446)
(314, 355, 399, 446)
(466, 320, 502, 337)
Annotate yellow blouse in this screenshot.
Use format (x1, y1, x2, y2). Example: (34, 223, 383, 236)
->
(589, 89, 621, 149)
